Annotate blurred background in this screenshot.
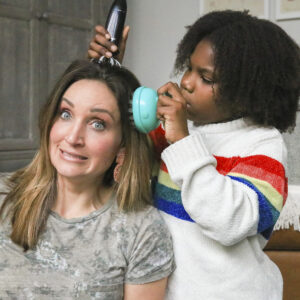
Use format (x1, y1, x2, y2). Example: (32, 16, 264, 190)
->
(0, 0, 299, 190)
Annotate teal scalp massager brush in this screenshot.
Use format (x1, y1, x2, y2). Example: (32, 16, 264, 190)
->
(131, 86, 160, 133)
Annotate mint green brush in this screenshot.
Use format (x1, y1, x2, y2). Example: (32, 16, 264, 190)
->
(131, 86, 160, 133)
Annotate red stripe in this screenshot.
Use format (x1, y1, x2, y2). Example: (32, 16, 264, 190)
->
(161, 155, 285, 176)
(215, 155, 285, 178)
(149, 125, 168, 160)
(159, 154, 287, 199)
(160, 161, 168, 172)
(215, 155, 287, 198)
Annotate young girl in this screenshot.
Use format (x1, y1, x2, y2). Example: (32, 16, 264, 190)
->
(0, 60, 174, 299)
(89, 10, 300, 299)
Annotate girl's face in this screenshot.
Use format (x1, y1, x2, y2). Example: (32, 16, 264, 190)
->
(49, 79, 122, 183)
(180, 39, 231, 125)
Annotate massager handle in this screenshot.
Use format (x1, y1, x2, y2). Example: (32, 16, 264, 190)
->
(105, 0, 127, 47)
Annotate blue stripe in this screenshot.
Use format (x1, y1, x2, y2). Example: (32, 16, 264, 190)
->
(154, 196, 195, 222)
(228, 175, 276, 239)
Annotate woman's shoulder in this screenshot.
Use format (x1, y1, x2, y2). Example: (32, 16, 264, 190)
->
(113, 203, 175, 283)
(122, 204, 166, 229)
(111, 202, 171, 242)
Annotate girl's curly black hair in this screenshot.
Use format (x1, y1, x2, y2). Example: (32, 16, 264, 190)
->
(175, 10, 300, 132)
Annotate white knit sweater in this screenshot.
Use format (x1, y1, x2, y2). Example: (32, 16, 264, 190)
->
(151, 118, 287, 300)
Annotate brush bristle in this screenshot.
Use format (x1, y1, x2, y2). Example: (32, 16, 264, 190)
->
(128, 100, 135, 126)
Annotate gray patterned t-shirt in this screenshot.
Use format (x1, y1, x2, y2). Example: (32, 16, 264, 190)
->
(0, 192, 175, 299)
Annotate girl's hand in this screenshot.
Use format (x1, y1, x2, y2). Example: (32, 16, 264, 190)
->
(87, 25, 130, 63)
(157, 82, 189, 143)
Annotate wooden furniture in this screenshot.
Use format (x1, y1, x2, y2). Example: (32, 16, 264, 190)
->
(265, 227, 300, 299)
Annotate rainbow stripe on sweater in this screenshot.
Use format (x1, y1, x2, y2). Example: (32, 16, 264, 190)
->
(153, 155, 287, 240)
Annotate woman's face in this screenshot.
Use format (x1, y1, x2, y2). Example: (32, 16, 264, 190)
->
(49, 79, 122, 183)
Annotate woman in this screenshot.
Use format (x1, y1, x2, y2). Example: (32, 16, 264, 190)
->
(0, 60, 174, 299)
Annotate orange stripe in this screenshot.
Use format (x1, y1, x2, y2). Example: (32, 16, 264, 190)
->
(160, 161, 168, 173)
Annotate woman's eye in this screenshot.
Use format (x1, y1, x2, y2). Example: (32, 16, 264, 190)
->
(60, 110, 71, 120)
(92, 120, 105, 131)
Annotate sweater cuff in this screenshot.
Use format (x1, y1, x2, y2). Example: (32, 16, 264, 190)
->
(161, 133, 212, 174)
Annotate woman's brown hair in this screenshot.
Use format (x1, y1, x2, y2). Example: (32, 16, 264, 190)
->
(0, 59, 153, 251)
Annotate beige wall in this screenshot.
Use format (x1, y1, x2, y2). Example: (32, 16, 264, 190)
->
(123, 0, 200, 89)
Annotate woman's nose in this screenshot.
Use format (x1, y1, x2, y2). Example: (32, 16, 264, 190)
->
(181, 71, 194, 93)
(65, 124, 84, 146)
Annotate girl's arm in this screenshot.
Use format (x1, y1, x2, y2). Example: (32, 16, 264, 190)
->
(162, 132, 287, 246)
(124, 277, 168, 300)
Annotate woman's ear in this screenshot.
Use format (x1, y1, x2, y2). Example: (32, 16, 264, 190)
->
(116, 147, 126, 164)
(113, 147, 126, 183)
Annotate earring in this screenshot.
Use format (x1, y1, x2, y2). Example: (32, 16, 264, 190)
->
(113, 148, 125, 183)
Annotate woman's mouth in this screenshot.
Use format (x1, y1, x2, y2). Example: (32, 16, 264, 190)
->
(60, 149, 88, 161)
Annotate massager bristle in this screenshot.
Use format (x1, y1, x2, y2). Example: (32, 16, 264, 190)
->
(92, 56, 122, 67)
(128, 99, 135, 126)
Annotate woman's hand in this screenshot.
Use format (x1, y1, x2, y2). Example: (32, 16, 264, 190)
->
(87, 25, 130, 63)
(157, 82, 189, 143)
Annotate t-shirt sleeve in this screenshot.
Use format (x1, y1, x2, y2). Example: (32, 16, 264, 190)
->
(124, 207, 175, 284)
